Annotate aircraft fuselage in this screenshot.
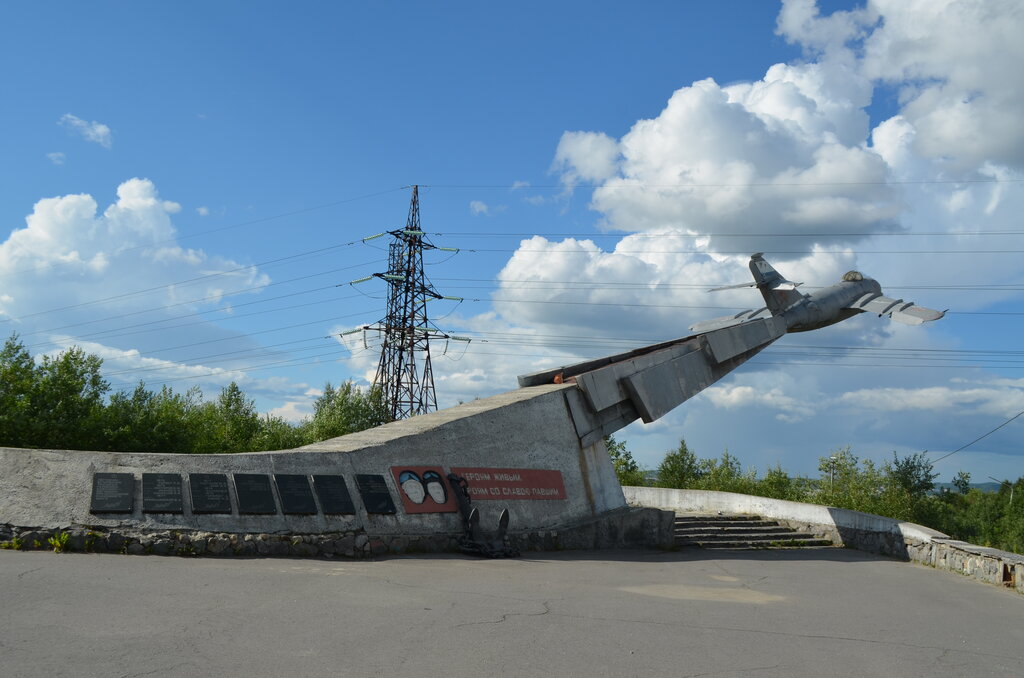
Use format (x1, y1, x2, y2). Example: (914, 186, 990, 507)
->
(782, 278, 883, 333)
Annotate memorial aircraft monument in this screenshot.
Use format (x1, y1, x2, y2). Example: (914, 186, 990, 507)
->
(0, 255, 944, 557)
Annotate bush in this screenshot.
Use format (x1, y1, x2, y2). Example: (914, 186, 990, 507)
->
(604, 435, 647, 486)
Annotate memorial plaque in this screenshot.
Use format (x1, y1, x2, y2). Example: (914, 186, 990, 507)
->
(189, 473, 232, 514)
(390, 466, 457, 514)
(274, 474, 317, 515)
(355, 474, 396, 514)
(312, 475, 355, 515)
(450, 467, 567, 501)
(90, 473, 135, 513)
(234, 473, 278, 515)
(142, 473, 183, 514)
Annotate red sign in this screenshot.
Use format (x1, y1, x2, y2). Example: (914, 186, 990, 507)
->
(449, 467, 566, 501)
(389, 466, 457, 514)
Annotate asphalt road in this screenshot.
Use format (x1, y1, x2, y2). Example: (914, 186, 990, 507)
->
(2, 547, 1021, 677)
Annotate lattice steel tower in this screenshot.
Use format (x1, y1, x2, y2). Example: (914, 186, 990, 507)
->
(371, 185, 443, 420)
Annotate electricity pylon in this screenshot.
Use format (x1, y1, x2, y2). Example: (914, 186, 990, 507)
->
(372, 186, 439, 419)
(340, 186, 466, 420)
(357, 185, 458, 420)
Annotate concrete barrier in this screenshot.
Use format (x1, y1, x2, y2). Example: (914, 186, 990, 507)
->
(624, 486, 1024, 595)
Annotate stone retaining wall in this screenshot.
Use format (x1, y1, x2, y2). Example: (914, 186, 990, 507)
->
(0, 506, 673, 559)
(624, 486, 1024, 596)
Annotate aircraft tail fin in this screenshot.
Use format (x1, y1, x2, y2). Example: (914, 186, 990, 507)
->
(748, 253, 805, 315)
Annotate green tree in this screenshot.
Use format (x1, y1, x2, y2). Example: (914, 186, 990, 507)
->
(604, 435, 647, 486)
(26, 345, 109, 449)
(253, 414, 306, 451)
(696, 450, 757, 494)
(211, 382, 261, 453)
(888, 451, 938, 498)
(759, 464, 808, 501)
(100, 384, 200, 453)
(952, 470, 971, 495)
(656, 438, 701, 488)
(304, 382, 388, 443)
(0, 334, 35, 447)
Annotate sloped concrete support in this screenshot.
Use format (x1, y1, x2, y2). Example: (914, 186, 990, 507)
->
(532, 322, 783, 436)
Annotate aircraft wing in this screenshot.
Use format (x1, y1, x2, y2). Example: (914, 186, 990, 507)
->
(846, 293, 945, 325)
(689, 307, 772, 333)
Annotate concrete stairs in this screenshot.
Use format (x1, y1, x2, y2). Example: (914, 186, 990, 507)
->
(675, 513, 833, 549)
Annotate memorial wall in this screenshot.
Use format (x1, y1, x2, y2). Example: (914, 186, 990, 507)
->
(0, 384, 627, 545)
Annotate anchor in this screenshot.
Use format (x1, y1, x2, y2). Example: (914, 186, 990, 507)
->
(446, 473, 520, 558)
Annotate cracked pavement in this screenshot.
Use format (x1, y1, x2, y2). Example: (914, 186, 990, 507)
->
(2, 547, 1021, 677)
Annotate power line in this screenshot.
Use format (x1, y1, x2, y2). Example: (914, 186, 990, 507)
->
(96, 330, 1024, 386)
(107, 345, 373, 390)
(434, 277, 1024, 292)
(421, 178, 1024, 188)
(469, 248, 1024, 255)
(1, 186, 409, 280)
(18, 279, 1020, 360)
(928, 411, 1024, 464)
(28, 294, 373, 355)
(6, 227, 1020, 328)
(443, 296, 1024, 316)
(172, 187, 409, 243)
(103, 336, 376, 378)
(435, 230, 1024, 238)
(17, 262, 379, 347)
(1, 242, 372, 325)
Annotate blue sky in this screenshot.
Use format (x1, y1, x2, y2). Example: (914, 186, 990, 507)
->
(1, 0, 1022, 482)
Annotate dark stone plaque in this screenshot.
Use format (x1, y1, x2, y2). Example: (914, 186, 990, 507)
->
(274, 474, 317, 515)
(355, 474, 396, 514)
(312, 475, 355, 515)
(189, 473, 232, 514)
(90, 473, 135, 513)
(234, 473, 278, 515)
(142, 473, 183, 514)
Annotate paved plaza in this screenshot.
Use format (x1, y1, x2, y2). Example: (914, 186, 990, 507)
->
(2, 547, 1021, 677)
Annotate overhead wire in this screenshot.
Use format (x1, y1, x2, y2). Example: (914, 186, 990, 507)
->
(0, 186, 409, 280)
(421, 178, 1024, 189)
(1, 242, 374, 325)
(18, 261, 380, 348)
(434, 229, 1024, 238)
(433, 277, 1024, 292)
(97, 327, 1024, 387)
(6, 188, 1021, 394)
(928, 411, 1024, 464)
(6, 220, 1015, 329)
(29, 292, 372, 352)
(107, 344, 380, 391)
(466, 247, 1024, 255)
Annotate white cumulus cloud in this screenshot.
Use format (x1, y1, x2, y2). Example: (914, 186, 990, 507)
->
(58, 113, 113, 148)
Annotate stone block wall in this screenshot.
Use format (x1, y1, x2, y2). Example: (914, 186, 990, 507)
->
(0, 507, 673, 560)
